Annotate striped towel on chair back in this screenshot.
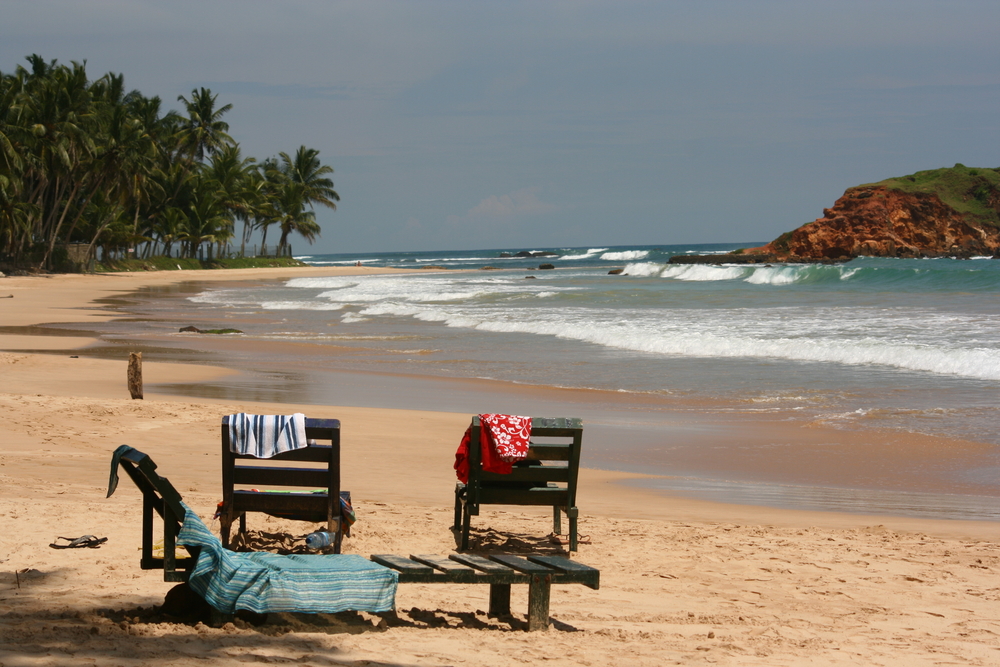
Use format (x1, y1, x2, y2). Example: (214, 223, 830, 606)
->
(227, 413, 308, 458)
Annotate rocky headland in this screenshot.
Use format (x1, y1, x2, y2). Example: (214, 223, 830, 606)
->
(750, 164, 1000, 261)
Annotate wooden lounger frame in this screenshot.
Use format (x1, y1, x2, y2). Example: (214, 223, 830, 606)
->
(109, 446, 600, 631)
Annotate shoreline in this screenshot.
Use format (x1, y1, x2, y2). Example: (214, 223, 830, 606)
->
(1, 267, 997, 535)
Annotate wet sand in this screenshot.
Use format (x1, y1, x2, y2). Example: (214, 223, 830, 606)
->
(3, 268, 1000, 665)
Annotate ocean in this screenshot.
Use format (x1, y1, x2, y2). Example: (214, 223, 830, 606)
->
(136, 243, 1000, 520)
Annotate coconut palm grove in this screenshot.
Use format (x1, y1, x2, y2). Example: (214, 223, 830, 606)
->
(0, 55, 339, 272)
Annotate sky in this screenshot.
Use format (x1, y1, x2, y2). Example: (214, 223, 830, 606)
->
(2, 1, 999, 254)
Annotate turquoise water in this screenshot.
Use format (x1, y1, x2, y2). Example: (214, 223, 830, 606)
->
(133, 243, 1000, 519)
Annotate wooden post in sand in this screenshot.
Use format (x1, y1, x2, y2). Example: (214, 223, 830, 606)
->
(128, 352, 143, 400)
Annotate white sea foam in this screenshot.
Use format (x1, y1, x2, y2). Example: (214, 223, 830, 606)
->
(188, 290, 260, 306)
(567, 248, 609, 260)
(354, 300, 1000, 381)
(660, 264, 748, 281)
(601, 250, 649, 261)
(286, 277, 359, 289)
(260, 301, 344, 311)
(743, 266, 801, 285)
(621, 262, 663, 277)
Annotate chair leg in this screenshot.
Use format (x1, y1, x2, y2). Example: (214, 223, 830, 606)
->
(453, 484, 465, 530)
(553, 506, 562, 536)
(567, 506, 579, 552)
(220, 517, 232, 549)
(330, 516, 343, 554)
(461, 504, 472, 551)
(238, 512, 247, 536)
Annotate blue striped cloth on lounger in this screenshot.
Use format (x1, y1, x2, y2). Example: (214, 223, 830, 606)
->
(177, 504, 397, 614)
(227, 413, 308, 458)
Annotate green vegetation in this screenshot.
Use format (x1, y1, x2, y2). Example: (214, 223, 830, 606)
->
(0, 55, 339, 273)
(864, 164, 1000, 228)
(771, 231, 794, 254)
(95, 255, 308, 272)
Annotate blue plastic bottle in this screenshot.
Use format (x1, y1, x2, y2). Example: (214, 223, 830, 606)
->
(305, 531, 334, 550)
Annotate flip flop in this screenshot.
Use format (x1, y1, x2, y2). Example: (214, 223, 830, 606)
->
(49, 535, 108, 549)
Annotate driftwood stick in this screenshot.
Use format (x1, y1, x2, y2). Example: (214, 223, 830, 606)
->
(128, 352, 143, 400)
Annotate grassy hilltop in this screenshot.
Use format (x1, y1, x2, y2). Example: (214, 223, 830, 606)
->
(862, 164, 1000, 228)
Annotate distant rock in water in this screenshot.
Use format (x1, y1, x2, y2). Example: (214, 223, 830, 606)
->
(538, 263, 555, 270)
(608, 268, 625, 275)
(514, 250, 558, 258)
(179, 326, 243, 334)
(747, 164, 1000, 261)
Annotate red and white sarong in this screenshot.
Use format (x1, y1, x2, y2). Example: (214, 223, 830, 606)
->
(454, 414, 532, 483)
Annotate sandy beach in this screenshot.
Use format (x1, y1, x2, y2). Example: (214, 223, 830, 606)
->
(3, 268, 1000, 666)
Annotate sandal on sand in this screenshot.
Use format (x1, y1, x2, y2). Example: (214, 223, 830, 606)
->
(549, 533, 592, 545)
(50, 535, 108, 549)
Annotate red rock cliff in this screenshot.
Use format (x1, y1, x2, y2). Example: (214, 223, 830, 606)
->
(759, 186, 1000, 260)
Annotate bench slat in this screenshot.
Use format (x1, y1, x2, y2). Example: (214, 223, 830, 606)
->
(528, 555, 601, 589)
(449, 553, 517, 574)
(370, 554, 433, 575)
(410, 554, 476, 575)
(489, 554, 555, 575)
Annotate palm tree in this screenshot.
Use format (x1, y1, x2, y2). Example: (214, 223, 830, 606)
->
(179, 176, 228, 258)
(175, 87, 233, 164)
(276, 145, 339, 210)
(274, 181, 321, 251)
(0, 55, 346, 269)
(206, 143, 257, 256)
(265, 146, 339, 254)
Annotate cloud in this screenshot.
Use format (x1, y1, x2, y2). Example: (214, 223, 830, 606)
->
(459, 187, 557, 221)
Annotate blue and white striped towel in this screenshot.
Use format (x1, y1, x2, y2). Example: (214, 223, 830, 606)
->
(177, 503, 397, 614)
(227, 413, 308, 458)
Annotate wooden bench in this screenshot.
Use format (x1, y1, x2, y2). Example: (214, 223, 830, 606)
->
(455, 416, 583, 551)
(220, 416, 349, 553)
(371, 553, 599, 631)
(109, 446, 600, 631)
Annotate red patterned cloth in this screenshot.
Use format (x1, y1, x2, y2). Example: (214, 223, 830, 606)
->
(454, 414, 532, 483)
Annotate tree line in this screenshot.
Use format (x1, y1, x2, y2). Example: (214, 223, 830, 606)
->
(0, 55, 338, 271)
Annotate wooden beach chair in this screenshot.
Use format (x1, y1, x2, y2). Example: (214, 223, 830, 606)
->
(454, 416, 584, 551)
(219, 415, 351, 553)
(107, 446, 600, 631)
